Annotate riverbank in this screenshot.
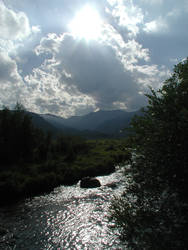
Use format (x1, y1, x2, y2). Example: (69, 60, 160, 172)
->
(0, 139, 131, 205)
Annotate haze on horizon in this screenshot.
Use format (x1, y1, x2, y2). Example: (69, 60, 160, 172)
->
(0, 0, 187, 118)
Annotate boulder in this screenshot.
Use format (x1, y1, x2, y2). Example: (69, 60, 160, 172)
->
(80, 177, 101, 188)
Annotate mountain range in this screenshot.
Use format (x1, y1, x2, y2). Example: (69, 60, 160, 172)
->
(29, 109, 141, 138)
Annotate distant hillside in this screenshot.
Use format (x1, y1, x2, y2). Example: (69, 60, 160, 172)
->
(27, 112, 61, 135)
(40, 113, 111, 139)
(95, 111, 139, 136)
(39, 113, 79, 134)
(1, 109, 138, 139)
(62, 110, 129, 130)
(40, 109, 141, 138)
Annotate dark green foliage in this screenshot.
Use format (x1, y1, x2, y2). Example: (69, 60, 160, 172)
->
(110, 58, 188, 249)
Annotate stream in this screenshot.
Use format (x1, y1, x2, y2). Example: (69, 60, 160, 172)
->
(0, 167, 128, 249)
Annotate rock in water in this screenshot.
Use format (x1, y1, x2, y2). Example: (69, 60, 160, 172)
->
(80, 177, 101, 188)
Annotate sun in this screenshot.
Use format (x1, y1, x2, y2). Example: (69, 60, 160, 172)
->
(68, 5, 102, 41)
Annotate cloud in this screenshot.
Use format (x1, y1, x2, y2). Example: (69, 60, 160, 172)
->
(31, 25, 41, 34)
(0, 1, 42, 81)
(0, 2, 31, 40)
(101, 23, 150, 66)
(30, 29, 169, 116)
(0, 2, 40, 109)
(143, 17, 168, 33)
(132, 0, 188, 67)
(139, 0, 163, 5)
(35, 33, 138, 110)
(0, 51, 26, 107)
(106, 0, 144, 37)
(0, 52, 19, 82)
(0, 0, 186, 117)
(24, 65, 97, 117)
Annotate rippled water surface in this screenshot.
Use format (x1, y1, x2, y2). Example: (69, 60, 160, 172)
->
(0, 168, 128, 249)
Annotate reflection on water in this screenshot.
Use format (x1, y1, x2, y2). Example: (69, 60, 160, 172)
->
(0, 167, 128, 249)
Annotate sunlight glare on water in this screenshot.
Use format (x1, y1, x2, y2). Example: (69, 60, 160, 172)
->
(0, 167, 128, 249)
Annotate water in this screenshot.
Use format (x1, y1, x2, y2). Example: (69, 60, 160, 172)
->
(0, 167, 128, 249)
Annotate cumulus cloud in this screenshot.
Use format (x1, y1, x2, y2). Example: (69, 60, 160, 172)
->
(23, 50, 97, 117)
(24, 65, 97, 117)
(0, 51, 26, 107)
(35, 33, 137, 111)
(0, 52, 19, 82)
(31, 25, 41, 34)
(132, 0, 188, 67)
(101, 23, 150, 66)
(30, 29, 169, 115)
(0, 2, 38, 109)
(106, 0, 143, 37)
(0, 1, 31, 40)
(143, 18, 168, 33)
(0, 0, 186, 117)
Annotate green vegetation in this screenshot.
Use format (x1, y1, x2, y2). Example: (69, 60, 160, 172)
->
(110, 59, 188, 249)
(0, 105, 131, 205)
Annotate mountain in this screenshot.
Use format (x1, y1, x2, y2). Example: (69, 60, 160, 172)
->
(27, 112, 61, 135)
(39, 113, 110, 138)
(95, 111, 139, 135)
(40, 109, 141, 138)
(4, 109, 137, 139)
(62, 110, 129, 130)
(27, 112, 84, 137)
(39, 113, 77, 133)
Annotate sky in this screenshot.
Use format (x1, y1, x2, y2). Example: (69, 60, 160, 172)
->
(0, 0, 187, 117)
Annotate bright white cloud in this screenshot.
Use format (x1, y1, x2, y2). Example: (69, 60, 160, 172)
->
(0, 2, 40, 109)
(24, 52, 97, 117)
(132, 64, 170, 89)
(31, 25, 41, 34)
(0, 2, 31, 40)
(0, 38, 15, 53)
(106, 0, 144, 37)
(143, 17, 168, 33)
(0, 51, 26, 107)
(35, 33, 62, 55)
(101, 23, 150, 67)
(0, 52, 19, 81)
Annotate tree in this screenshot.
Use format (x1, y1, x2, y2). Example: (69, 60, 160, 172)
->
(110, 58, 188, 250)
(0, 103, 40, 164)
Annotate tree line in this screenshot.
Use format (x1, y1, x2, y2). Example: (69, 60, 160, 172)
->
(0, 103, 89, 166)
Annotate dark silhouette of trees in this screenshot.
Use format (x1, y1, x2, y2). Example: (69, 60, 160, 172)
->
(110, 58, 188, 249)
(0, 103, 50, 164)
